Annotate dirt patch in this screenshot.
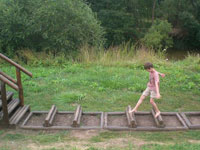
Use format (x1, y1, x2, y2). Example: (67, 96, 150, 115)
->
(0, 129, 180, 150)
(53, 114, 74, 126)
(187, 115, 200, 125)
(81, 114, 101, 126)
(26, 136, 167, 150)
(188, 140, 200, 144)
(26, 113, 46, 126)
(135, 114, 156, 127)
(107, 114, 128, 127)
(70, 130, 100, 139)
(162, 115, 182, 127)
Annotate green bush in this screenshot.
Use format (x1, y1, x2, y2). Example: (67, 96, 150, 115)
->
(0, 0, 104, 56)
(142, 20, 173, 50)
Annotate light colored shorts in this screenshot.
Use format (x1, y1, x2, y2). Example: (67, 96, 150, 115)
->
(142, 87, 157, 99)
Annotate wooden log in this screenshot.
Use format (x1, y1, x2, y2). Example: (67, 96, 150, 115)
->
(104, 112, 108, 128)
(16, 68, 24, 106)
(9, 106, 23, 123)
(151, 109, 165, 128)
(72, 105, 82, 127)
(0, 71, 17, 84)
(21, 112, 33, 126)
(100, 112, 104, 128)
(77, 107, 82, 126)
(12, 105, 30, 125)
(183, 112, 200, 115)
(152, 107, 164, 125)
(128, 105, 137, 127)
(0, 99, 19, 117)
(126, 105, 137, 128)
(126, 107, 131, 127)
(21, 126, 102, 130)
(49, 107, 57, 126)
(0, 81, 9, 126)
(176, 113, 188, 128)
(0, 53, 33, 77)
(0, 75, 19, 91)
(43, 105, 57, 127)
(106, 112, 125, 115)
(8, 99, 20, 115)
(0, 92, 14, 108)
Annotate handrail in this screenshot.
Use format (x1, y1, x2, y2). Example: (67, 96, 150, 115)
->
(0, 53, 33, 77)
(0, 71, 17, 84)
(0, 75, 19, 91)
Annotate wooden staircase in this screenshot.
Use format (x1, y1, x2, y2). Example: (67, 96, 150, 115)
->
(0, 53, 32, 127)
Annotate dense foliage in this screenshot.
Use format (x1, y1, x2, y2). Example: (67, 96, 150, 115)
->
(142, 20, 173, 50)
(0, 0, 200, 55)
(0, 0, 104, 56)
(156, 0, 200, 49)
(85, 0, 154, 47)
(86, 0, 200, 50)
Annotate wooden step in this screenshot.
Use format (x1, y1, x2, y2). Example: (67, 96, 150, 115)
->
(10, 105, 30, 125)
(72, 105, 82, 127)
(0, 98, 20, 118)
(151, 108, 165, 128)
(8, 99, 20, 115)
(0, 92, 14, 108)
(126, 105, 137, 128)
(43, 105, 57, 127)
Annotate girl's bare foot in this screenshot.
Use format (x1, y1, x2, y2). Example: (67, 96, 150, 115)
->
(155, 111, 161, 118)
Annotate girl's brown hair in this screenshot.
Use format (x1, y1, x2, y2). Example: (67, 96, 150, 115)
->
(144, 62, 153, 69)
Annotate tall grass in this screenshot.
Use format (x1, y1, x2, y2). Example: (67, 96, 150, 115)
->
(1, 44, 170, 67)
(1, 43, 199, 68)
(77, 44, 167, 66)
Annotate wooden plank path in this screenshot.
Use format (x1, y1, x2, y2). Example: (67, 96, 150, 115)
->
(18, 105, 193, 131)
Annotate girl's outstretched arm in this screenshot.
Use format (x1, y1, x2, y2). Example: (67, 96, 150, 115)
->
(157, 72, 165, 78)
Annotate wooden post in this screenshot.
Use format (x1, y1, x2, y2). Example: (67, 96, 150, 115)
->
(1, 81, 9, 126)
(16, 68, 24, 106)
(152, 0, 156, 25)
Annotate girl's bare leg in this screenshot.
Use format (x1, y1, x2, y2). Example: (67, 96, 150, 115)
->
(129, 95, 146, 113)
(150, 98, 160, 117)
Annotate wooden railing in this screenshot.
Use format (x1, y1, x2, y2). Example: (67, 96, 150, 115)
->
(0, 53, 32, 106)
(0, 53, 32, 126)
(0, 77, 19, 125)
(0, 75, 19, 91)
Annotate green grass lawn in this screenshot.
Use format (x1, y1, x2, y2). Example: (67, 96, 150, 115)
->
(0, 55, 200, 150)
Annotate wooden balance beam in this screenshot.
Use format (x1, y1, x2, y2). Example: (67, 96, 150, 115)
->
(126, 105, 137, 128)
(151, 108, 165, 128)
(43, 105, 57, 127)
(71, 105, 82, 127)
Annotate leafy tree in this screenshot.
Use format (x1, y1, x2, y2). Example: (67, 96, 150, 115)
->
(142, 20, 173, 50)
(156, 0, 200, 49)
(0, 0, 104, 56)
(85, 0, 154, 47)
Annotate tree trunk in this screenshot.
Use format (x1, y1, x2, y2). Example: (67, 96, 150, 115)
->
(152, 0, 156, 25)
